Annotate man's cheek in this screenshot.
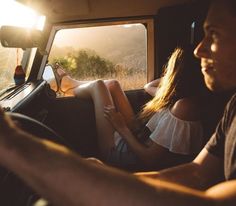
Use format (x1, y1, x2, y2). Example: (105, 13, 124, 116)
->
(211, 43, 218, 53)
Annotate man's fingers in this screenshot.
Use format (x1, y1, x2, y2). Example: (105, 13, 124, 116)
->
(0, 106, 5, 115)
(0, 107, 15, 129)
(0, 107, 7, 124)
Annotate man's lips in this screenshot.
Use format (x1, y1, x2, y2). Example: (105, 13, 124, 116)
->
(201, 65, 215, 74)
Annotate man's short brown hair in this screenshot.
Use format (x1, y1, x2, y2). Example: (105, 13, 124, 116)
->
(212, 0, 236, 16)
(226, 0, 236, 15)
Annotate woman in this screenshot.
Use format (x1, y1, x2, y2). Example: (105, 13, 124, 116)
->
(52, 48, 211, 171)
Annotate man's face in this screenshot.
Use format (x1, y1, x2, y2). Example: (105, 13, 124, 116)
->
(194, 0, 236, 92)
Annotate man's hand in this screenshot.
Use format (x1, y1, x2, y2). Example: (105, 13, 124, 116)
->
(0, 107, 17, 136)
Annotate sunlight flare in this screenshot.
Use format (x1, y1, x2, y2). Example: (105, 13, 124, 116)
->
(0, 0, 45, 30)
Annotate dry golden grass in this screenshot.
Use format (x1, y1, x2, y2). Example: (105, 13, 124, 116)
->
(75, 72, 147, 91)
(114, 73, 146, 90)
(0, 72, 14, 92)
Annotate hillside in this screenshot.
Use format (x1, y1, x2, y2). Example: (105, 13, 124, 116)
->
(49, 24, 147, 71)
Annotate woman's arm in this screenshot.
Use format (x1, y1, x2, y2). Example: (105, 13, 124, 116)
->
(117, 127, 174, 168)
(104, 96, 203, 169)
(144, 79, 161, 97)
(104, 105, 172, 168)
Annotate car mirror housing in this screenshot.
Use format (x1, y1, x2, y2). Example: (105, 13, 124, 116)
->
(0, 25, 43, 49)
(43, 64, 59, 93)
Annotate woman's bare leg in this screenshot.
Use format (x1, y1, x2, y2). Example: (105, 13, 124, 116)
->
(56, 70, 135, 124)
(74, 80, 115, 159)
(60, 76, 90, 96)
(60, 76, 136, 156)
(54, 67, 90, 96)
(105, 80, 135, 129)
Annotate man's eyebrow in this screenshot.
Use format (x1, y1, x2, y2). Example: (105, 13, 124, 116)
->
(203, 23, 210, 33)
(203, 23, 218, 32)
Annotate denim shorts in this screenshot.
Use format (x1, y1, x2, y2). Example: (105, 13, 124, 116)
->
(106, 138, 140, 171)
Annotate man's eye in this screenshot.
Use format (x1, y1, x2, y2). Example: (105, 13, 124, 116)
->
(210, 31, 218, 40)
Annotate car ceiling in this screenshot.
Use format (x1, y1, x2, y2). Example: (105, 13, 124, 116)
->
(17, 0, 194, 23)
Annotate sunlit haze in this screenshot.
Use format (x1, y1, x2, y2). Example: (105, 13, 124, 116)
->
(54, 24, 144, 48)
(0, 0, 45, 30)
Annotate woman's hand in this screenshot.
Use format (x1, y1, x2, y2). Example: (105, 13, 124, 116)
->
(104, 105, 128, 134)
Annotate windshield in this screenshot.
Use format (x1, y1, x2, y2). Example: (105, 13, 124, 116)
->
(0, 0, 45, 92)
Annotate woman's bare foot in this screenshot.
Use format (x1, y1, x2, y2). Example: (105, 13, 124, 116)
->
(55, 67, 79, 96)
(53, 64, 92, 96)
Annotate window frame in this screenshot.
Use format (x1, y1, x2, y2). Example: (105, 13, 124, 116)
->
(38, 17, 155, 89)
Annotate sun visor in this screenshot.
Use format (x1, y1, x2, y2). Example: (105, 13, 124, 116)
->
(17, 0, 90, 22)
(0, 26, 43, 49)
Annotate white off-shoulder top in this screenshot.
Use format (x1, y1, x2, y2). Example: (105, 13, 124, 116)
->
(146, 109, 204, 155)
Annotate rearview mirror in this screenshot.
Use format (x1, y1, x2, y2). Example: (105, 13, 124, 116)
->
(43, 64, 59, 93)
(0, 26, 43, 49)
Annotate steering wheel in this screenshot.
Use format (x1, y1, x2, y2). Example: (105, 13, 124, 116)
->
(6, 112, 70, 147)
(0, 112, 67, 206)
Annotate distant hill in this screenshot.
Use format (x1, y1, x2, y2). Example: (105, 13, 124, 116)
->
(49, 24, 147, 71)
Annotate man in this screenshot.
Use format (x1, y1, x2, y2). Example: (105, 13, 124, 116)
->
(0, 0, 236, 205)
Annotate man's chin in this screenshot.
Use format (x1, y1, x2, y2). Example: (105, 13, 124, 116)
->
(204, 79, 222, 92)
(205, 81, 236, 94)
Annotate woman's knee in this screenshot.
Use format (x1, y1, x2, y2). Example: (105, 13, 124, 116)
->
(90, 79, 109, 93)
(106, 79, 121, 92)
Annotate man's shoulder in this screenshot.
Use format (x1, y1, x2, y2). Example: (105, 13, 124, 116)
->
(230, 92, 236, 104)
(225, 92, 236, 113)
(227, 92, 236, 123)
(229, 92, 236, 104)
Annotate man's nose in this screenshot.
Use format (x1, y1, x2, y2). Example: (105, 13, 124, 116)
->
(194, 39, 209, 59)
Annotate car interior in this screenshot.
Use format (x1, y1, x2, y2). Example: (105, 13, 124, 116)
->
(0, 0, 219, 205)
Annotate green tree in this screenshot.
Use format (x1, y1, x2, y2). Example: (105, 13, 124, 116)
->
(51, 55, 76, 75)
(74, 49, 116, 78)
(52, 49, 116, 78)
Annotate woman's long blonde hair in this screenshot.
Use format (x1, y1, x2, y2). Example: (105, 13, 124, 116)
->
(139, 47, 206, 120)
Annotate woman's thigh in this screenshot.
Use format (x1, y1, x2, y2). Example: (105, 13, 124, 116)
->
(75, 80, 116, 158)
(105, 80, 135, 128)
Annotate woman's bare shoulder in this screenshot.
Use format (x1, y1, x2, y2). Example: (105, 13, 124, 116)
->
(170, 97, 202, 121)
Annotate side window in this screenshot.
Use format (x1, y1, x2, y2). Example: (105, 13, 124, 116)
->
(48, 23, 147, 90)
(0, 1, 45, 93)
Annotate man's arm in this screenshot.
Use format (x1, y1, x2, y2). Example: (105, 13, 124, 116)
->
(0, 111, 233, 206)
(136, 148, 224, 190)
(0, 128, 213, 206)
